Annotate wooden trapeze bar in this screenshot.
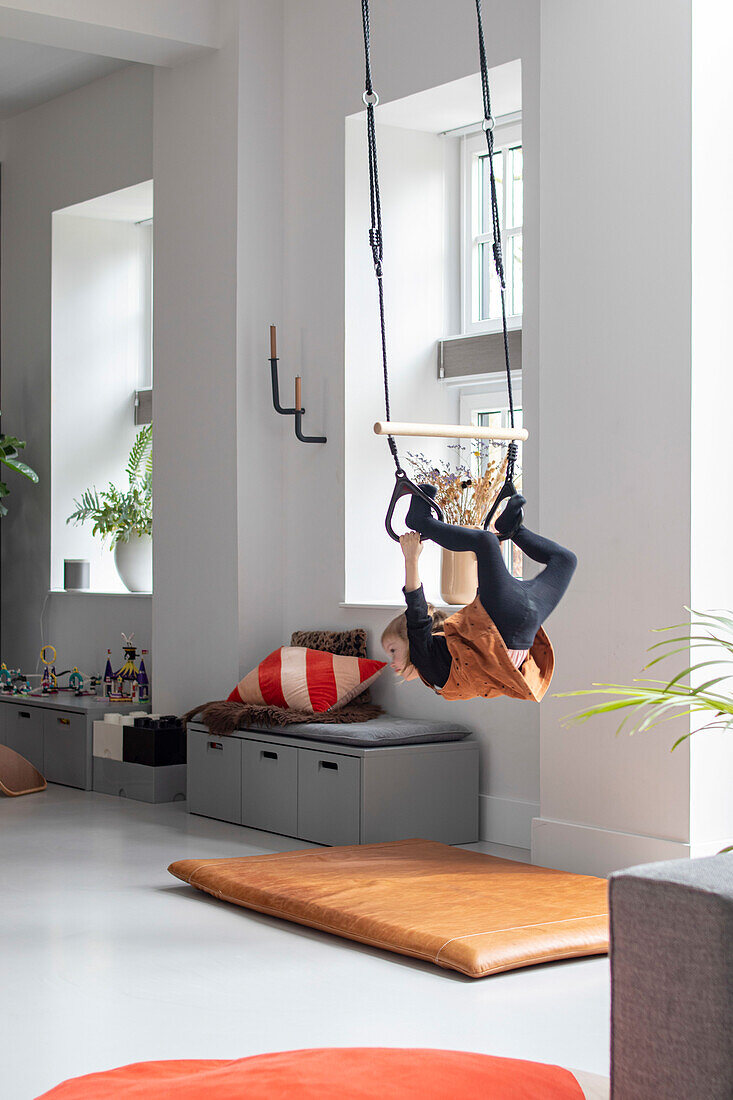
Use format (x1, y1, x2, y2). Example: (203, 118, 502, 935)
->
(374, 421, 529, 443)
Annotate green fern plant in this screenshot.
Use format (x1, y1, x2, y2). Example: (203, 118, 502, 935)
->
(67, 425, 152, 545)
(0, 415, 39, 517)
(558, 609, 733, 751)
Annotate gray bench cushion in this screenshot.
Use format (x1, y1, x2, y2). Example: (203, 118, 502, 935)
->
(243, 716, 471, 748)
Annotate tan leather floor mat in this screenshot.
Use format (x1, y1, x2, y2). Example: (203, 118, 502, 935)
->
(169, 838, 608, 978)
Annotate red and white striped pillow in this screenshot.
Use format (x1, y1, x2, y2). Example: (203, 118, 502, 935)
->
(228, 647, 386, 715)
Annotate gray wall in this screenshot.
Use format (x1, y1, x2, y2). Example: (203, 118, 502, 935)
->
(0, 64, 153, 676)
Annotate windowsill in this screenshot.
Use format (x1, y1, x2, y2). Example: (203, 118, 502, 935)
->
(49, 589, 152, 597)
(443, 323, 522, 341)
(339, 601, 455, 612)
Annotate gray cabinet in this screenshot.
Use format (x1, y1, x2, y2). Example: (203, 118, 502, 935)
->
(241, 739, 298, 836)
(0, 696, 148, 790)
(42, 710, 89, 789)
(3, 705, 44, 773)
(187, 731, 242, 823)
(187, 723, 478, 846)
(297, 749, 360, 846)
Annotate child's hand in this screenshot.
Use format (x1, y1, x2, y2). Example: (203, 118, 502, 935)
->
(399, 532, 423, 561)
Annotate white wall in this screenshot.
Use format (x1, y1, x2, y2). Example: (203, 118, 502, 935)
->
(50, 214, 146, 593)
(0, 63, 153, 675)
(234, 0, 286, 675)
(534, 0, 694, 873)
(282, 0, 542, 849)
(151, 1, 241, 713)
(345, 117, 451, 606)
(689, 0, 733, 851)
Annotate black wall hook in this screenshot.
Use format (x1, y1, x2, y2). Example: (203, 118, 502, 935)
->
(269, 326, 327, 444)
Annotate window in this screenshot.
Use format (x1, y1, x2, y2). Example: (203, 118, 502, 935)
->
(462, 119, 523, 335)
(460, 379, 523, 578)
(50, 181, 153, 593)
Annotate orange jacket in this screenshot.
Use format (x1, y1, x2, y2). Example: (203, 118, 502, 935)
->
(430, 596, 555, 702)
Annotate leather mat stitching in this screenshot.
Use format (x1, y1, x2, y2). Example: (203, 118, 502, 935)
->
(434, 914, 608, 963)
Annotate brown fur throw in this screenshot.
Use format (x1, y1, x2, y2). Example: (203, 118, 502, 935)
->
(181, 698, 383, 737)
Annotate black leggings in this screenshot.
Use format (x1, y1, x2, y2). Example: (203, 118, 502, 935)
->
(411, 510, 577, 649)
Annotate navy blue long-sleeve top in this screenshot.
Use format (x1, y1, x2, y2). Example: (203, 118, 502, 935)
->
(403, 585, 452, 689)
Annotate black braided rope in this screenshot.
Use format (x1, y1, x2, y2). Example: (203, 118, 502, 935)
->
(361, 0, 402, 474)
(475, 0, 516, 479)
(361, 0, 517, 482)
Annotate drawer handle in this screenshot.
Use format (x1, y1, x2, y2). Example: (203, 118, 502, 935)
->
(319, 760, 338, 771)
(207, 741, 223, 751)
(18, 711, 31, 719)
(57, 717, 71, 726)
(261, 750, 278, 760)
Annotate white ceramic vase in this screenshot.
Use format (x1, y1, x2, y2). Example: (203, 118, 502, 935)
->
(440, 548, 478, 606)
(114, 534, 152, 593)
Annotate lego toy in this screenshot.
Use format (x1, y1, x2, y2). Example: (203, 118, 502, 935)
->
(105, 634, 151, 703)
(40, 645, 58, 693)
(68, 667, 84, 695)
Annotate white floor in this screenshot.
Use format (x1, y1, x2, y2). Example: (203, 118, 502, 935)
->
(2, 786, 610, 1099)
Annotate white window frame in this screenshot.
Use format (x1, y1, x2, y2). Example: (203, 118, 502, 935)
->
(137, 220, 153, 390)
(461, 118, 522, 336)
(459, 374, 523, 575)
(459, 373, 522, 433)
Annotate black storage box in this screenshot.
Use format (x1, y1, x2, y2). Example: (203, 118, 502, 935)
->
(123, 722, 186, 767)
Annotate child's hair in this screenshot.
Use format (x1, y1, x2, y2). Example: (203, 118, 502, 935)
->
(381, 604, 449, 675)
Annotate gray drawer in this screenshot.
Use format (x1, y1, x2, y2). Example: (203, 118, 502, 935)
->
(4, 705, 44, 773)
(241, 739, 298, 837)
(43, 710, 89, 788)
(188, 729, 242, 823)
(297, 748, 361, 846)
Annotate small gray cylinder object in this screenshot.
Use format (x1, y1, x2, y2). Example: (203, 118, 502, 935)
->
(64, 559, 90, 591)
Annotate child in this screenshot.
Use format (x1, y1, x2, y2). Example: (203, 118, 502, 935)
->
(381, 487, 577, 702)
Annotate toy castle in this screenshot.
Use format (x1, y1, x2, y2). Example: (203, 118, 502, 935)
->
(104, 634, 150, 703)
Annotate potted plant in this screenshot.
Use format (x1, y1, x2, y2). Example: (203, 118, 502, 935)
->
(560, 609, 733, 851)
(0, 416, 39, 516)
(560, 608, 733, 750)
(406, 443, 509, 604)
(67, 426, 152, 592)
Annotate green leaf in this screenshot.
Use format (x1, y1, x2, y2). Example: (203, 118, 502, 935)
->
(0, 455, 39, 482)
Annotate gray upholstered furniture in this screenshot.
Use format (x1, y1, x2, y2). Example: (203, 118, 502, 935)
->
(609, 853, 733, 1099)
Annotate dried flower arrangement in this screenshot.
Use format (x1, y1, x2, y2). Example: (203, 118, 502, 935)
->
(405, 441, 511, 527)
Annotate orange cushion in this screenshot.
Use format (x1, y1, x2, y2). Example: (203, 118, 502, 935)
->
(169, 839, 609, 978)
(228, 647, 386, 713)
(37, 1048, 591, 1099)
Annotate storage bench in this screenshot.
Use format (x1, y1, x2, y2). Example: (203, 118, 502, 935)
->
(187, 721, 479, 846)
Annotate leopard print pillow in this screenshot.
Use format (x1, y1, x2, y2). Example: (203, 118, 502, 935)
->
(290, 628, 369, 658)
